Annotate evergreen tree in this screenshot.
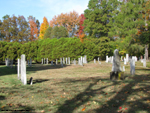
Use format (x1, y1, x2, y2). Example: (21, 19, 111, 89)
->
(44, 27, 52, 39)
(51, 26, 68, 39)
(84, 0, 120, 38)
(108, 0, 145, 55)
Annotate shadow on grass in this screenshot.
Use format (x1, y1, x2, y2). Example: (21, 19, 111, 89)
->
(55, 74, 150, 113)
(0, 63, 71, 77)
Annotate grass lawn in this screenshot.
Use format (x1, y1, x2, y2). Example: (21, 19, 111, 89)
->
(0, 61, 150, 113)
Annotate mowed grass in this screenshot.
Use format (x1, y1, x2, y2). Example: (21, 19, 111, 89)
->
(0, 61, 150, 113)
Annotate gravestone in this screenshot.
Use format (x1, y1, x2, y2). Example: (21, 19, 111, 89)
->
(17, 59, 21, 80)
(60, 58, 62, 64)
(111, 56, 113, 63)
(29, 77, 33, 85)
(27, 60, 30, 66)
(47, 58, 48, 64)
(126, 54, 129, 62)
(78, 58, 80, 65)
(130, 59, 135, 75)
(84, 55, 87, 63)
(124, 58, 127, 65)
(143, 59, 146, 67)
(61, 60, 63, 67)
(56, 59, 58, 65)
(68, 57, 70, 65)
(98, 57, 99, 62)
(21, 54, 27, 85)
(63, 57, 65, 64)
(5, 58, 9, 66)
(94, 59, 96, 63)
(51, 61, 53, 65)
(10, 59, 13, 68)
(110, 49, 124, 80)
(121, 56, 123, 61)
(74, 59, 76, 65)
(41, 59, 43, 64)
(44, 58, 45, 64)
(106, 56, 108, 63)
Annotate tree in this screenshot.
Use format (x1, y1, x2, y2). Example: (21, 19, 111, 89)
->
(108, 0, 145, 56)
(84, 0, 121, 38)
(51, 26, 68, 39)
(78, 14, 86, 43)
(39, 17, 49, 39)
(44, 27, 52, 39)
(28, 16, 39, 41)
(50, 11, 80, 37)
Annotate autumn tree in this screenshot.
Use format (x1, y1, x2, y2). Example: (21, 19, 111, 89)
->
(39, 17, 49, 40)
(78, 14, 86, 43)
(50, 11, 80, 37)
(28, 16, 39, 41)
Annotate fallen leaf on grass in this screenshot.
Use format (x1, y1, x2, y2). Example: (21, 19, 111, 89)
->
(81, 107, 86, 111)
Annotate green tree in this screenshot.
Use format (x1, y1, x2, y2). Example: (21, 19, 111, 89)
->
(108, 0, 145, 56)
(84, 0, 121, 38)
(44, 27, 52, 39)
(51, 26, 68, 39)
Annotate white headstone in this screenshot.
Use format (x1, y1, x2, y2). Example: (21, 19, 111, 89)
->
(126, 54, 129, 62)
(21, 54, 27, 85)
(98, 57, 99, 62)
(94, 59, 96, 63)
(124, 58, 127, 65)
(106, 56, 108, 63)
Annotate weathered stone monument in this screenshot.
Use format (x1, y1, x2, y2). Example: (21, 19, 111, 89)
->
(21, 54, 27, 85)
(51, 61, 53, 65)
(110, 49, 124, 80)
(130, 59, 135, 75)
(66, 58, 67, 64)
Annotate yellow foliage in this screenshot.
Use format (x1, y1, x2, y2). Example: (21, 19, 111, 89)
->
(39, 17, 49, 40)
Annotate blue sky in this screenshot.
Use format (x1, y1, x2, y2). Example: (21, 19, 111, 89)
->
(0, 0, 89, 24)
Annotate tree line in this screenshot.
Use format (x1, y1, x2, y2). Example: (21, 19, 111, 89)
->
(0, 0, 149, 59)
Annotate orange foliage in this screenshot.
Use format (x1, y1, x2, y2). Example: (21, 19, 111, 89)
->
(39, 17, 49, 39)
(29, 20, 38, 41)
(79, 33, 85, 43)
(50, 11, 80, 33)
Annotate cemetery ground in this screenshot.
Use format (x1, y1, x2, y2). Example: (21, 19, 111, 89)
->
(0, 61, 150, 113)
